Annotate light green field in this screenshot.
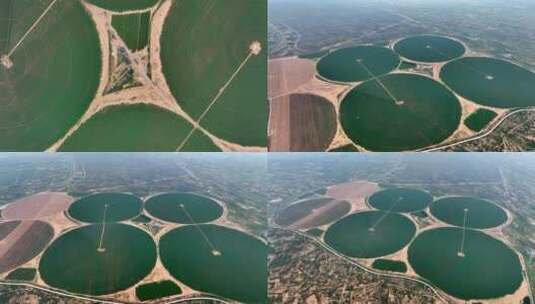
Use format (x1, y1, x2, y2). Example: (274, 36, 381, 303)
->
(111, 12, 150, 51)
(0, 0, 101, 150)
(59, 104, 220, 152)
(160, 0, 267, 147)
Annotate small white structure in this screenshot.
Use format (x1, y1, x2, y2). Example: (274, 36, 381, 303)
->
(1, 55, 13, 69)
(249, 41, 262, 56)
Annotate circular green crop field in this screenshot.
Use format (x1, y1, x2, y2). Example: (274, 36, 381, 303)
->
(394, 35, 465, 63)
(40, 223, 157, 295)
(0, 1, 101, 150)
(317, 46, 400, 82)
(145, 192, 223, 224)
(68, 193, 142, 223)
(324, 211, 416, 258)
(340, 73, 461, 151)
(408, 227, 523, 300)
(369, 188, 432, 212)
(274, 197, 351, 229)
(59, 104, 220, 152)
(159, 225, 268, 303)
(160, 0, 267, 147)
(84, 0, 159, 12)
(430, 196, 508, 229)
(440, 57, 535, 108)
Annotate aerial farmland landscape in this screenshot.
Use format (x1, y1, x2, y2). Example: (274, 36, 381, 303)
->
(0, 153, 267, 303)
(268, 0, 535, 152)
(0, 0, 267, 151)
(268, 153, 535, 303)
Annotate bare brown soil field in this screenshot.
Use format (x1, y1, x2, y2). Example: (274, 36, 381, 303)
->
(290, 199, 351, 230)
(268, 57, 316, 98)
(2, 192, 73, 220)
(269, 93, 337, 151)
(326, 181, 379, 203)
(0, 221, 21, 241)
(0, 220, 53, 273)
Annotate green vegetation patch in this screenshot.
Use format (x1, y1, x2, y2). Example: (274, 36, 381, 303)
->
(112, 12, 150, 51)
(372, 259, 407, 273)
(368, 188, 433, 213)
(394, 35, 465, 63)
(159, 225, 268, 303)
(0, 1, 101, 150)
(340, 73, 461, 151)
(317, 46, 400, 82)
(441, 57, 535, 108)
(40, 223, 157, 295)
(5, 268, 36, 281)
(430, 196, 508, 229)
(398, 61, 417, 70)
(324, 211, 416, 258)
(160, 0, 267, 147)
(274, 197, 351, 229)
(408, 227, 523, 300)
(145, 192, 223, 224)
(68, 193, 143, 223)
(136, 280, 182, 302)
(85, 0, 159, 12)
(464, 108, 498, 132)
(59, 104, 220, 152)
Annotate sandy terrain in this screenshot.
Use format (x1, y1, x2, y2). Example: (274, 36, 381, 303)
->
(2, 192, 73, 220)
(326, 181, 379, 210)
(268, 57, 316, 99)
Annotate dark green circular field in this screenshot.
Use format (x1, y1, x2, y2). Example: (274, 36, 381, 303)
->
(40, 223, 157, 295)
(408, 227, 523, 300)
(59, 104, 220, 152)
(68, 193, 142, 223)
(440, 57, 535, 108)
(430, 196, 508, 229)
(274, 197, 351, 229)
(160, 0, 267, 147)
(324, 211, 416, 258)
(394, 35, 465, 63)
(0, 1, 101, 150)
(145, 192, 223, 224)
(159, 225, 268, 303)
(317, 46, 400, 82)
(84, 0, 159, 12)
(340, 73, 461, 151)
(369, 188, 433, 213)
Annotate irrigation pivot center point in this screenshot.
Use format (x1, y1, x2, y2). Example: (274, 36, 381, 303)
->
(250, 41, 262, 55)
(486, 75, 494, 80)
(1, 55, 13, 69)
(212, 250, 222, 256)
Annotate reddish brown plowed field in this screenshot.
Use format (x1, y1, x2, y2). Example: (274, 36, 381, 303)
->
(2, 192, 73, 220)
(269, 93, 337, 151)
(268, 57, 315, 98)
(0, 220, 54, 273)
(0, 221, 21, 241)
